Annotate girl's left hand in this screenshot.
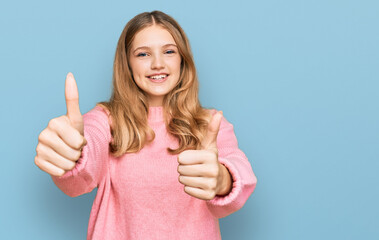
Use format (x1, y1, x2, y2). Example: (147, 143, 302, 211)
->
(177, 111, 233, 200)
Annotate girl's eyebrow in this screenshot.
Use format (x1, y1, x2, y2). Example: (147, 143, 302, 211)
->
(133, 44, 177, 54)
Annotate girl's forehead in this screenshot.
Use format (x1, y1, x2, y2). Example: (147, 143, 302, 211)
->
(132, 25, 176, 48)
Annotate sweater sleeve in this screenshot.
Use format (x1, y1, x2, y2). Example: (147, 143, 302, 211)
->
(205, 109, 257, 219)
(51, 106, 111, 197)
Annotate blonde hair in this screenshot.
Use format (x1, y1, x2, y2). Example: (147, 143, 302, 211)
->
(97, 10, 213, 157)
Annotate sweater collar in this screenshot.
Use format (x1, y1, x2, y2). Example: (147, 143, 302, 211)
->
(148, 106, 164, 123)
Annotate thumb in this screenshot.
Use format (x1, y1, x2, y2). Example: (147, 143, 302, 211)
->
(65, 72, 84, 135)
(201, 110, 223, 150)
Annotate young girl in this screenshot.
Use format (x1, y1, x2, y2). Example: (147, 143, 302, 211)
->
(35, 10, 257, 240)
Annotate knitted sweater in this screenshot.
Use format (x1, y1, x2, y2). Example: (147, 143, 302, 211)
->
(51, 106, 257, 240)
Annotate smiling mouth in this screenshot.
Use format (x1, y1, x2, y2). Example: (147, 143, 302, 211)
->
(147, 74, 169, 80)
(147, 74, 169, 83)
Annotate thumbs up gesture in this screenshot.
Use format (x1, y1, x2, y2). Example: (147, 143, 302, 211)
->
(177, 111, 233, 200)
(35, 73, 87, 177)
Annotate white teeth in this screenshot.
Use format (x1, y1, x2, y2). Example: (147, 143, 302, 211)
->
(149, 74, 167, 79)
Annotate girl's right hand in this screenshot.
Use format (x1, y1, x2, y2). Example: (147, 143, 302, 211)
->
(35, 72, 87, 177)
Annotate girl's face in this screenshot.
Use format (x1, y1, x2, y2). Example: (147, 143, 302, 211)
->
(129, 25, 182, 107)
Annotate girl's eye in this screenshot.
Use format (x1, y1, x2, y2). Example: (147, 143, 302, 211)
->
(137, 52, 148, 57)
(165, 50, 175, 54)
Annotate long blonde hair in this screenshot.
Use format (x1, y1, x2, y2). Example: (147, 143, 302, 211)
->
(97, 10, 213, 157)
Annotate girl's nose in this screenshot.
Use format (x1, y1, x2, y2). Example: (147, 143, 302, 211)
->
(151, 54, 164, 70)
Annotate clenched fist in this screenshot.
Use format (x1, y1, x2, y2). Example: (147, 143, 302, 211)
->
(177, 111, 233, 201)
(35, 72, 87, 177)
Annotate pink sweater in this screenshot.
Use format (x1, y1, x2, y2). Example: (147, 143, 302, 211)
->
(52, 106, 257, 240)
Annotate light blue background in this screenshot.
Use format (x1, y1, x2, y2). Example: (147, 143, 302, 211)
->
(0, 0, 378, 239)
